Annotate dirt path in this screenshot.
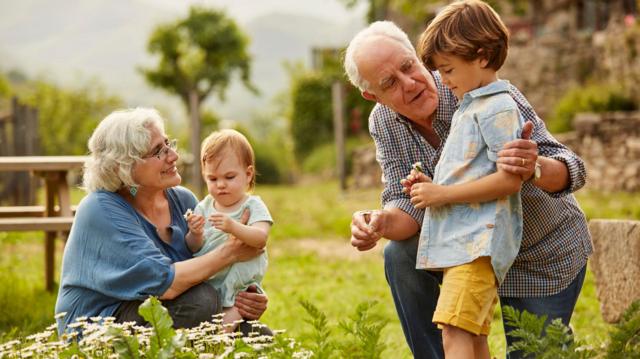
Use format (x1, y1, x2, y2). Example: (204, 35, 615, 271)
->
(271, 238, 385, 261)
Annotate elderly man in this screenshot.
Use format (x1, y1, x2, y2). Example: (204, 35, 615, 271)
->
(344, 21, 592, 359)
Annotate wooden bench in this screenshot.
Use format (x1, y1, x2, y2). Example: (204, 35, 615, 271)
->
(0, 205, 77, 218)
(0, 217, 74, 231)
(0, 156, 86, 292)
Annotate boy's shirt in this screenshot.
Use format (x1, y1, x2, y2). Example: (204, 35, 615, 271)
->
(416, 80, 524, 284)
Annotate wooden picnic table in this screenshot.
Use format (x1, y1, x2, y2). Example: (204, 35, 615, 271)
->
(0, 156, 87, 291)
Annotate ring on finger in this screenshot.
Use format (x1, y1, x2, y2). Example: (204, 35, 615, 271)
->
(521, 158, 526, 166)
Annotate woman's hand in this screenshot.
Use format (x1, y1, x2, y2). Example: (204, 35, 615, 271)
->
(234, 285, 268, 319)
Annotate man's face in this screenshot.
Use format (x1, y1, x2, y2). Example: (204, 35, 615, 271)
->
(356, 36, 439, 124)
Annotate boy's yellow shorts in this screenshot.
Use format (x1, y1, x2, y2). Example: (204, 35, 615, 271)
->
(433, 256, 498, 336)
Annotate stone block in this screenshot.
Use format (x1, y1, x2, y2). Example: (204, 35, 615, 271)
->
(589, 219, 640, 323)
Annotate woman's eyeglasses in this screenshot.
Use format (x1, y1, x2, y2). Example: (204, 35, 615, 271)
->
(145, 139, 178, 160)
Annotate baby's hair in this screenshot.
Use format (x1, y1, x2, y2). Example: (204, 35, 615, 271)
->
(201, 129, 256, 190)
(418, 0, 509, 71)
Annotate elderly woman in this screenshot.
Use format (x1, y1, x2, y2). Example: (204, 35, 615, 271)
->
(55, 108, 268, 335)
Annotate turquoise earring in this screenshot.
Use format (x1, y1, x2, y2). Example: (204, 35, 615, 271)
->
(129, 185, 138, 197)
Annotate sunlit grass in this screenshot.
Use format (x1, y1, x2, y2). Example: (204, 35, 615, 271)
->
(1, 182, 638, 358)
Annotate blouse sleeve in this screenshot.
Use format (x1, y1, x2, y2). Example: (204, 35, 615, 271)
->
(64, 192, 175, 300)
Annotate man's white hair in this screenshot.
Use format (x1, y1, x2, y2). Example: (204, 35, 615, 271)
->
(344, 21, 416, 92)
(82, 107, 165, 193)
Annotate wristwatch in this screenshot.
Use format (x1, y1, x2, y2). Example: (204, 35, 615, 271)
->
(533, 161, 542, 182)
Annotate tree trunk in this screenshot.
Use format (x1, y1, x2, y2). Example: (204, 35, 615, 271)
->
(188, 90, 203, 197)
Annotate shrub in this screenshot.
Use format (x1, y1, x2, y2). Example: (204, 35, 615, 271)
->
(547, 84, 637, 133)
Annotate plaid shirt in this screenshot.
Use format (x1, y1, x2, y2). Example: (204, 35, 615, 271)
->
(371, 71, 593, 297)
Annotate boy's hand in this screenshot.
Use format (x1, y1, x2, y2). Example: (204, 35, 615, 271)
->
(401, 170, 432, 194)
(410, 182, 447, 208)
(209, 213, 235, 233)
(186, 214, 205, 236)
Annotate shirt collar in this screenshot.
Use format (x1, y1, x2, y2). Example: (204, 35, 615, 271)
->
(464, 79, 510, 100)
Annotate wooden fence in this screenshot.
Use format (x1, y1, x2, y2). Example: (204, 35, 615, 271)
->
(0, 97, 40, 205)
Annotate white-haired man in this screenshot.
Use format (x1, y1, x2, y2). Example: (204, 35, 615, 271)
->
(345, 21, 592, 359)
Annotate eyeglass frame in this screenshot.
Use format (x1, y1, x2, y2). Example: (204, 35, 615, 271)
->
(143, 138, 178, 161)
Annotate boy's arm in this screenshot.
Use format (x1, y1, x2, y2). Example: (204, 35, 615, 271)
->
(410, 169, 521, 208)
(227, 221, 270, 249)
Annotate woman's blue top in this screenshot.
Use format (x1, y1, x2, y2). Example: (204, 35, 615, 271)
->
(54, 186, 197, 334)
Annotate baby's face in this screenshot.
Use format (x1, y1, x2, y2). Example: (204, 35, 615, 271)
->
(203, 153, 252, 209)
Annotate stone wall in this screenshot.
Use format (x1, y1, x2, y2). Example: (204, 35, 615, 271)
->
(589, 219, 640, 323)
(555, 111, 640, 192)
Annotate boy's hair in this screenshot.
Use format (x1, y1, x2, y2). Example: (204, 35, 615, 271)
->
(201, 129, 256, 190)
(418, 0, 510, 72)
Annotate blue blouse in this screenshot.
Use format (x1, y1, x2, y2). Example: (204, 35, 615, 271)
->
(55, 186, 197, 334)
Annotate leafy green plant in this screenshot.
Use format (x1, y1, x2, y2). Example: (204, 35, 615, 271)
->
(504, 301, 640, 358)
(605, 300, 640, 358)
(547, 84, 637, 133)
(300, 299, 335, 359)
(299, 299, 388, 359)
(503, 305, 595, 358)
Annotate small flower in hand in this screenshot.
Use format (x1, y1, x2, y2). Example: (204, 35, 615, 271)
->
(187, 213, 205, 236)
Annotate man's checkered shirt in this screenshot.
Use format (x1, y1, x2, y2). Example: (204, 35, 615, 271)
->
(370, 71, 593, 297)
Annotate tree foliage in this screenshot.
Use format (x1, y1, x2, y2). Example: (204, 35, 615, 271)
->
(21, 79, 122, 156)
(140, 6, 255, 108)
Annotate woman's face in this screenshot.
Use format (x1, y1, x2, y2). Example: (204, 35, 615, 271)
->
(132, 124, 181, 191)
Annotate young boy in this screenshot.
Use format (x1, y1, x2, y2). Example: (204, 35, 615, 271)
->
(406, 1, 524, 357)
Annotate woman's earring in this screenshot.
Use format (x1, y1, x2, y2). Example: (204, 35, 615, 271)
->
(129, 185, 138, 197)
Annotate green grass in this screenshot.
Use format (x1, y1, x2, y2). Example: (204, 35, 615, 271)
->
(1, 183, 639, 358)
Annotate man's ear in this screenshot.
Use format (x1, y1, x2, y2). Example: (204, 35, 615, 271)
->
(362, 91, 377, 102)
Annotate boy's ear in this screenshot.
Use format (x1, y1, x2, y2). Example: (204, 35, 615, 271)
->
(476, 49, 490, 68)
(362, 91, 377, 102)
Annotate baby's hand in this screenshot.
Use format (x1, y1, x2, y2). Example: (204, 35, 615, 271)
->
(209, 213, 235, 233)
(187, 214, 205, 236)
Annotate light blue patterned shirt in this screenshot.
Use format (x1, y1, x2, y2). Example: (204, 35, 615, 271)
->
(416, 80, 524, 284)
(370, 71, 592, 297)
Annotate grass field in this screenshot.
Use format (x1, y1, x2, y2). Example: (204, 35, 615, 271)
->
(1, 182, 638, 357)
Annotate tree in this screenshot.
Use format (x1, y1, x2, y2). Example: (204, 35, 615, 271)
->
(140, 6, 256, 194)
(21, 79, 122, 156)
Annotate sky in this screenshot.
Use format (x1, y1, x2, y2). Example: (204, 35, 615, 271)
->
(0, 0, 367, 122)
(138, 0, 367, 24)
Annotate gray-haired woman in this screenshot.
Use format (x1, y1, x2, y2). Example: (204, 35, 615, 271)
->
(55, 108, 268, 335)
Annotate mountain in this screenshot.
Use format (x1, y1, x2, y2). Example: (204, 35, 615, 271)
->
(0, 0, 365, 123)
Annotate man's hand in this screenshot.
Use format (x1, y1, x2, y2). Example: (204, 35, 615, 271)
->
(350, 209, 387, 251)
(497, 121, 537, 180)
(235, 285, 268, 320)
(409, 181, 446, 208)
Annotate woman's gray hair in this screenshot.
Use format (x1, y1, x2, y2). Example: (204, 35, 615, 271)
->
(343, 21, 416, 92)
(82, 108, 165, 193)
